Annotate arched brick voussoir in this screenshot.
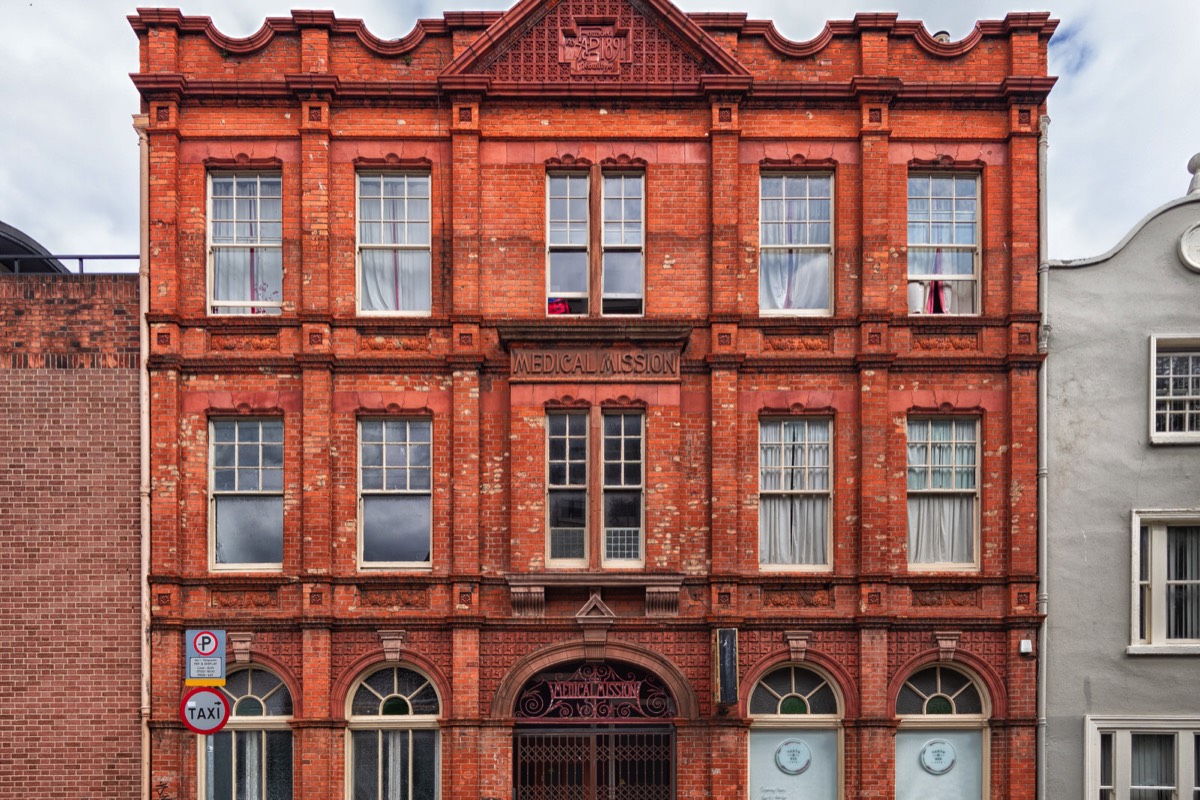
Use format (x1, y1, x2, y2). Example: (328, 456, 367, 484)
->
(489, 639, 700, 720)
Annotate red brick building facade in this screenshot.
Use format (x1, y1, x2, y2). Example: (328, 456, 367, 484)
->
(131, 2, 1054, 797)
(0, 274, 141, 800)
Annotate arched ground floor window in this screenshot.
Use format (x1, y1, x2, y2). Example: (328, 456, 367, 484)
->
(346, 664, 441, 800)
(199, 666, 293, 800)
(894, 664, 990, 800)
(747, 662, 843, 799)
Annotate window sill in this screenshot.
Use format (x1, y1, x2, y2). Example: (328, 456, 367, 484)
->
(759, 564, 833, 573)
(1148, 434, 1200, 446)
(209, 564, 284, 573)
(506, 572, 684, 618)
(357, 564, 433, 572)
(758, 309, 833, 318)
(1125, 644, 1200, 655)
(906, 564, 981, 574)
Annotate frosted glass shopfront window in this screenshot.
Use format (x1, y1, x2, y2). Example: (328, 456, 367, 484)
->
(749, 729, 837, 799)
(895, 729, 982, 800)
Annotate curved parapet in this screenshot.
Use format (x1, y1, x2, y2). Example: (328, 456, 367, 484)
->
(127, 8, 498, 58)
(715, 11, 1056, 61)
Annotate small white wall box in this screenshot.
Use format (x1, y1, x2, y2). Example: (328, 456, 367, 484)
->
(1019, 639, 1034, 655)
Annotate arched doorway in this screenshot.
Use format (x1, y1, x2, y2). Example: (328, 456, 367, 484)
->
(512, 661, 676, 800)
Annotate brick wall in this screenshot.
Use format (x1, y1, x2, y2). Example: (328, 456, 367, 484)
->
(0, 275, 141, 799)
(131, 4, 1053, 799)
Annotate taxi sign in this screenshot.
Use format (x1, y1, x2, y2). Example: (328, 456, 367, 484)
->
(180, 687, 231, 734)
(185, 629, 226, 686)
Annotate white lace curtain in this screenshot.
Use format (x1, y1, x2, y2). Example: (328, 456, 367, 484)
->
(1130, 733, 1174, 798)
(760, 250, 829, 311)
(760, 420, 830, 565)
(360, 249, 431, 313)
(1168, 526, 1200, 639)
(212, 248, 282, 312)
(907, 496, 975, 563)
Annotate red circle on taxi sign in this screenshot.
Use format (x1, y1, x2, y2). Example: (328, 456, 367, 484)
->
(180, 687, 231, 734)
(193, 630, 220, 656)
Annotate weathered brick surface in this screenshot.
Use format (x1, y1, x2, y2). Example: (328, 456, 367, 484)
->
(0, 275, 140, 799)
(132, 4, 1053, 798)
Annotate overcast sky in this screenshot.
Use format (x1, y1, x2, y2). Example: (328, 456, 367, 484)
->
(2, 0, 1198, 263)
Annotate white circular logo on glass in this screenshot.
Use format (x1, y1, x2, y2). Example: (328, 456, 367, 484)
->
(919, 739, 957, 774)
(774, 738, 812, 774)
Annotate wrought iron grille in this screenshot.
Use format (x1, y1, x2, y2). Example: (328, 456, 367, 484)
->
(515, 662, 674, 723)
(514, 726, 674, 800)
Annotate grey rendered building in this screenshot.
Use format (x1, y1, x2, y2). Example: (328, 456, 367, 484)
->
(1047, 158, 1200, 798)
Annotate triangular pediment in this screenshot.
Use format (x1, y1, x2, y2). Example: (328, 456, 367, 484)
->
(576, 591, 617, 619)
(442, 0, 748, 94)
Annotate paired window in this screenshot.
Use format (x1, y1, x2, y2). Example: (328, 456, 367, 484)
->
(758, 419, 832, 569)
(359, 419, 432, 568)
(202, 667, 293, 800)
(1134, 514, 1200, 649)
(1089, 718, 1200, 800)
(748, 665, 842, 797)
(907, 173, 978, 315)
(208, 173, 283, 315)
(210, 419, 284, 569)
(759, 174, 832, 314)
(348, 665, 440, 800)
(906, 418, 978, 568)
(546, 171, 644, 316)
(546, 410, 645, 567)
(895, 665, 987, 800)
(357, 173, 431, 314)
(1151, 337, 1200, 443)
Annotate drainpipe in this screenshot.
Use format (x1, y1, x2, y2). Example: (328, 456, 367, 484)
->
(134, 112, 152, 800)
(1036, 113, 1051, 800)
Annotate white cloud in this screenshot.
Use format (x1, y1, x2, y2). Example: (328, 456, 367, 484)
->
(1, 0, 1197, 262)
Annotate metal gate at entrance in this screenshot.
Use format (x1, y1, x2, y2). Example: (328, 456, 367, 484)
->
(512, 661, 677, 800)
(514, 727, 674, 800)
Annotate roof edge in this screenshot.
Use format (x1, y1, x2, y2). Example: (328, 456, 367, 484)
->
(1049, 194, 1200, 269)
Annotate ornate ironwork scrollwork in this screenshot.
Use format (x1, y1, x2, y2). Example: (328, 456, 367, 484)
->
(515, 662, 674, 722)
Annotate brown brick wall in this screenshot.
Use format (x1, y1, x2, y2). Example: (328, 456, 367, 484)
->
(0, 274, 140, 800)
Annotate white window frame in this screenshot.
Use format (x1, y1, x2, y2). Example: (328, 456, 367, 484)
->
(1149, 335, 1200, 444)
(906, 417, 981, 571)
(600, 172, 645, 316)
(545, 409, 646, 569)
(895, 664, 991, 800)
(758, 172, 833, 316)
(357, 418, 433, 571)
(1085, 716, 1200, 800)
(601, 410, 645, 568)
(546, 410, 589, 568)
(758, 417, 833, 572)
(197, 667, 293, 800)
(209, 417, 284, 572)
(207, 172, 284, 316)
(345, 664, 442, 800)
(906, 172, 979, 316)
(545, 170, 645, 318)
(546, 171, 591, 316)
(1129, 509, 1200, 654)
(356, 172, 432, 316)
(747, 663, 844, 799)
